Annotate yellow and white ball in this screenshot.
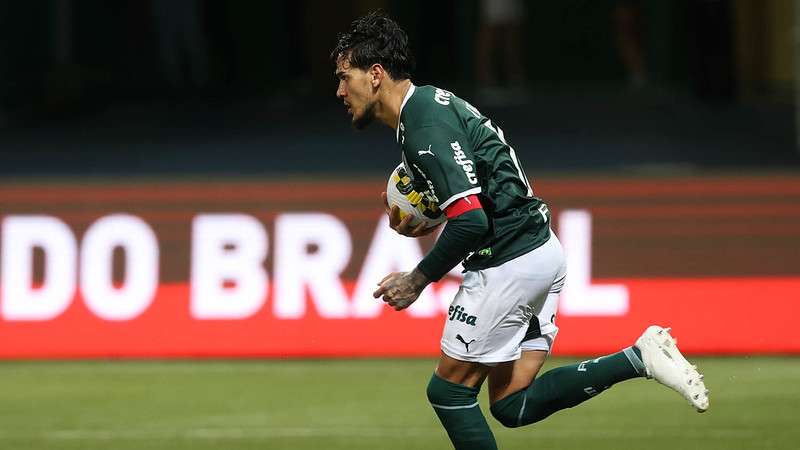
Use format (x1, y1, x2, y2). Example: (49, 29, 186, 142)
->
(386, 163, 446, 229)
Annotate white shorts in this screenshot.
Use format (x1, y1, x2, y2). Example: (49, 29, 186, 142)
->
(440, 230, 566, 365)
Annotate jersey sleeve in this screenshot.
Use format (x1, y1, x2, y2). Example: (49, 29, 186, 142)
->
(402, 124, 482, 209)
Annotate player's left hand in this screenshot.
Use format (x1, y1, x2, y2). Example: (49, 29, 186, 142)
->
(373, 269, 430, 311)
(381, 191, 441, 238)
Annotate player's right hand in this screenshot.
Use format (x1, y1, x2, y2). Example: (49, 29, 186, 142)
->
(382, 191, 440, 238)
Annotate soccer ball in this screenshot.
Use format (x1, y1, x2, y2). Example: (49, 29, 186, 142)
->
(386, 163, 446, 229)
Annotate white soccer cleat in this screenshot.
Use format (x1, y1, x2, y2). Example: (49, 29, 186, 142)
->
(635, 325, 709, 412)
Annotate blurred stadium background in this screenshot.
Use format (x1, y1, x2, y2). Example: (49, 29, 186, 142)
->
(0, 1, 799, 449)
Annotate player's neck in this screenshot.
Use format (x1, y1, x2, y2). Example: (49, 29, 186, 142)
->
(376, 79, 412, 131)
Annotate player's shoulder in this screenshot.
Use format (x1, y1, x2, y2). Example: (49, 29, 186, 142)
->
(406, 86, 458, 115)
(404, 85, 464, 128)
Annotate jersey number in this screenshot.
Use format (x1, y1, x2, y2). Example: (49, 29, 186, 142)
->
(538, 203, 549, 223)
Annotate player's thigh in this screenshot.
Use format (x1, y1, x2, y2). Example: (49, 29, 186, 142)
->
(435, 352, 494, 388)
(487, 349, 548, 405)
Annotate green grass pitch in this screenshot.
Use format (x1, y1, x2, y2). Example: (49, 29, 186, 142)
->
(0, 357, 796, 450)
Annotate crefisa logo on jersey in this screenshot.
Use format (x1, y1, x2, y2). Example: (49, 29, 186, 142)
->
(450, 141, 478, 185)
(434, 88, 451, 105)
(448, 305, 477, 326)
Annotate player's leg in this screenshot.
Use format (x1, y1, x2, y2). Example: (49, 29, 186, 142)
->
(427, 353, 497, 450)
(426, 254, 538, 450)
(488, 328, 710, 428)
(488, 292, 647, 427)
(486, 232, 651, 427)
(487, 323, 709, 428)
(425, 230, 563, 448)
(486, 349, 548, 405)
(488, 342, 647, 428)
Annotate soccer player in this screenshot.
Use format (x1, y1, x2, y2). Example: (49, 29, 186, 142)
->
(332, 12, 709, 450)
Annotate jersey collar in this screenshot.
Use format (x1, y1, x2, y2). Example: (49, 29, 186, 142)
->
(396, 83, 416, 143)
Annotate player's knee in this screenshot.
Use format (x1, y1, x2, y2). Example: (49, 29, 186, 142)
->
(489, 405, 520, 428)
(426, 376, 440, 404)
(426, 373, 477, 406)
(426, 373, 452, 405)
(489, 395, 524, 428)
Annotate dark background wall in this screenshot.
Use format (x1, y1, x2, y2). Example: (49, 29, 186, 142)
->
(0, 0, 796, 176)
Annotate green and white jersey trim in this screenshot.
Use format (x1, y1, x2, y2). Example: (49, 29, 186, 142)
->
(440, 187, 482, 210)
(396, 83, 416, 143)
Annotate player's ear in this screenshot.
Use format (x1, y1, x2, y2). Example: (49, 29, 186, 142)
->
(369, 63, 384, 88)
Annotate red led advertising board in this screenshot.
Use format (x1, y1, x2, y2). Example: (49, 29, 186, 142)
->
(1, 175, 798, 358)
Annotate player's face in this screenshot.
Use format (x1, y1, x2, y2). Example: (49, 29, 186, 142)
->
(335, 56, 377, 130)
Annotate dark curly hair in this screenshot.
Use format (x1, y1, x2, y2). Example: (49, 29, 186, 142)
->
(330, 11, 415, 80)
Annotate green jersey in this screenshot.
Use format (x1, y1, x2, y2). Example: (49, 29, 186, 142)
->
(397, 84, 551, 271)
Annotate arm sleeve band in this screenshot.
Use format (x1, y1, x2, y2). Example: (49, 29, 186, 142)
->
(446, 195, 482, 219)
(417, 208, 489, 282)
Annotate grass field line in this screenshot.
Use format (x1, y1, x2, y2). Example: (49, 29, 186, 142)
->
(0, 361, 420, 375)
(2, 426, 758, 441)
(40, 427, 444, 440)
